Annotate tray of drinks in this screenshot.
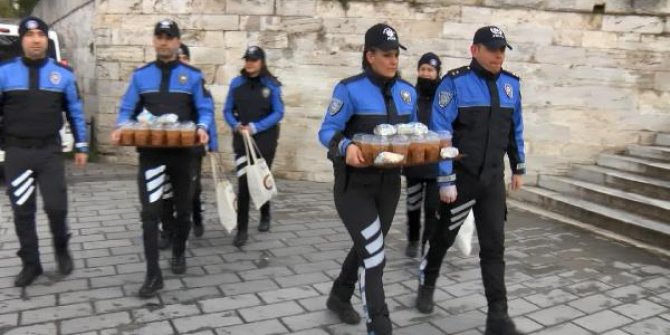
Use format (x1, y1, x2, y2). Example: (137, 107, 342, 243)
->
(117, 122, 201, 148)
(353, 131, 459, 168)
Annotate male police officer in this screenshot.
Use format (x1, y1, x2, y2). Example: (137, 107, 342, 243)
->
(416, 26, 525, 335)
(0, 16, 88, 286)
(112, 19, 213, 298)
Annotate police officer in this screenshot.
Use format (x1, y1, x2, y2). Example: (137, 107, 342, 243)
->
(0, 16, 88, 287)
(416, 26, 526, 335)
(318, 23, 417, 335)
(111, 19, 213, 298)
(223, 45, 283, 247)
(158, 43, 217, 249)
(402, 52, 442, 258)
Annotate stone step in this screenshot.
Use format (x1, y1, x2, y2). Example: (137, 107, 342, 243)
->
(510, 186, 670, 247)
(573, 165, 670, 201)
(597, 154, 670, 181)
(538, 175, 670, 222)
(655, 133, 670, 147)
(627, 144, 670, 161)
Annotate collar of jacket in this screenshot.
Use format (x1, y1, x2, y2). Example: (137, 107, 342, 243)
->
(241, 71, 262, 83)
(365, 67, 397, 90)
(155, 59, 180, 69)
(21, 57, 48, 68)
(470, 58, 501, 80)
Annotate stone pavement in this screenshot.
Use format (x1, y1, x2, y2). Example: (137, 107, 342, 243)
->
(0, 162, 669, 335)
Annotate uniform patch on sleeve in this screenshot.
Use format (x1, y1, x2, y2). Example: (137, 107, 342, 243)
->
(328, 98, 344, 116)
(438, 91, 453, 108)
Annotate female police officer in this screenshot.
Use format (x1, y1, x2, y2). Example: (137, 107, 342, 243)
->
(223, 46, 283, 247)
(318, 24, 417, 335)
(403, 52, 442, 258)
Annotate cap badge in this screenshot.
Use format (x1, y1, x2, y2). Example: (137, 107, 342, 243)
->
(160, 20, 172, 29)
(26, 20, 38, 30)
(400, 90, 412, 104)
(430, 59, 438, 67)
(504, 83, 513, 98)
(248, 46, 258, 53)
(490, 26, 505, 39)
(382, 27, 397, 41)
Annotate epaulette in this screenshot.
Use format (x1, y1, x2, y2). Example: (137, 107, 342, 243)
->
(134, 62, 155, 72)
(446, 66, 471, 78)
(0, 58, 16, 67)
(54, 61, 74, 72)
(397, 78, 414, 88)
(340, 72, 366, 85)
(179, 62, 202, 73)
(501, 69, 520, 80)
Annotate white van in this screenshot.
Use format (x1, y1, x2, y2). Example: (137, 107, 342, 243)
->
(0, 22, 75, 168)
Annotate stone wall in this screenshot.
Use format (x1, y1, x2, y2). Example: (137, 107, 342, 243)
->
(39, 0, 670, 182)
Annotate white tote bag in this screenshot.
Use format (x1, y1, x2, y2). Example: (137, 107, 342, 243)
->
(243, 132, 278, 210)
(210, 153, 237, 233)
(454, 210, 476, 256)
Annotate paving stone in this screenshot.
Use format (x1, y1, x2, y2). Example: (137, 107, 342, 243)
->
(395, 323, 444, 335)
(219, 279, 279, 296)
(238, 301, 305, 322)
(131, 303, 201, 323)
(21, 302, 93, 325)
(238, 266, 294, 281)
(4, 323, 58, 335)
(274, 272, 331, 288)
(94, 296, 160, 313)
(532, 322, 592, 335)
(436, 293, 487, 315)
(568, 293, 623, 313)
(525, 288, 580, 308)
(622, 317, 670, 335)
(200, 293, 263, 313)
(26, 279, 89, 297)
(282, 310, 341, 331)
(0, 313, 18, 328)
(60, 312, 132, 334)
(172, 311, 243, 333)
(430, 310, 487, 334)
(612, 299, 668, 320)
(99, 320, 175, 335)
(0, 295, 56, 314)
(573, 309, 633, 333)
(258, 285, 320, 304)
(159, 286, 222, 305)
(216, 319, 289, 335)
(58, 287, 124, 305)
(526, 304, 586, 326)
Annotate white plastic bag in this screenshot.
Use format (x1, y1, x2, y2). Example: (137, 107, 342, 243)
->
(454, 210, 475, 256)
(243, 132, 278, 210)
(210, 153, 237, 233)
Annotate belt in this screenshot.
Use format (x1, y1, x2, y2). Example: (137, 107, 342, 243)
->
(4, 135, 60, 148)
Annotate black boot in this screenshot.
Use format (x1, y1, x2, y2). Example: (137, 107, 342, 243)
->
(138, 274, 163, 298)
(158, 229, 171, 250)
(54, 235, 73, 276)
(416, 285, 435, 314)
(14, 263, 43, 287)
(233, 230, 248, 247)
(258, 216, 270, 232)
(485, 314, 524, 335)
(405, 240, 419, 258)
(171, 254, 186, 274)
(192, 222, 204, 238)
(326, 280, 360, 325)
(369, 306, 393, 335)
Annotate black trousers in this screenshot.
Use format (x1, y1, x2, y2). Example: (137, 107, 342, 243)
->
(333, 169, 401, 333)
(234, 135, 276, 233)
(405, 177, 438, 249)
(138, 149, 196, 276)
(4, 144, 69, 266)
(420, 172, 509, 314)
(161, 151, 204, 236)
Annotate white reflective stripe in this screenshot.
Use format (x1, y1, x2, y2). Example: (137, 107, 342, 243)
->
(16, 186, 35, 205)
(13, 178, 34, 197)
(146, 174, 165, 192)
(162, 191, 173, 199)
(11, 170, 33, 187)
(236, 167, 247, 177)
(145, 165, 166, 180)
(365, 234, 383, 255)
(407, 183, 422, 194)
(361, 217, 381, 240)
(407, 202, 422, 211)
(449, 219, 466, 231)
(149, 188, 164, 203)
(517, 163, 526, 170)
(75, 142, 88, 148)
(451, 199, 476, 215)
(451, 209, 471, 223)
(364, 249, 385, 269)
(163, 183, 173, 193)
(407, 193, 422, 204)
(358, 267, 370, 323)
(438, 174, 456, 183)
(236, 156, 247, 166)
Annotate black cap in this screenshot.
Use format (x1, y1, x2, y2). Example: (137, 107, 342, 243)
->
(18, 16, 49, 39)
(418, 52, 441, 72)
(364, 23, 406, 51)
(473, 26, 512, 50)
(154, 19, 180, 38)
(178, 43, 190, 59)
(242, 46, 265, 60)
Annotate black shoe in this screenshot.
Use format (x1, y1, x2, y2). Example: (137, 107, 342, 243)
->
(193, 223, 204, 238)
(258, 217, 270, 232)
(326, 294, 361, 325)
(158, 230, 171, 250)
(485, 314, 524, 335)
(405, 240, 419, 258)
(55, 248, 74, 276)
(171, 254, 186, 274)
(138, 275, 164, 298)
(233, 231, 248, 247)
(14, 264, 43, 287)
(416, 285, 435, 314)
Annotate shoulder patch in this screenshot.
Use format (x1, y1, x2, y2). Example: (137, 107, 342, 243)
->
(135, 62, 155, 72)
(328, 98, 344, 116)
(501, 69, 520, 80)
(340, 72, 366, 85)
(438, 90, 453, 108)
(179, 62, 203, 73)
(397, 78, 414, 88)
(447, 66, 471, 78)
(262, 75, 282, 87)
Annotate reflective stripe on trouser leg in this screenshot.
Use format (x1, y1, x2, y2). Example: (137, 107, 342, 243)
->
(358, 216, 385, 325)
(145, 165, 166, 203)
